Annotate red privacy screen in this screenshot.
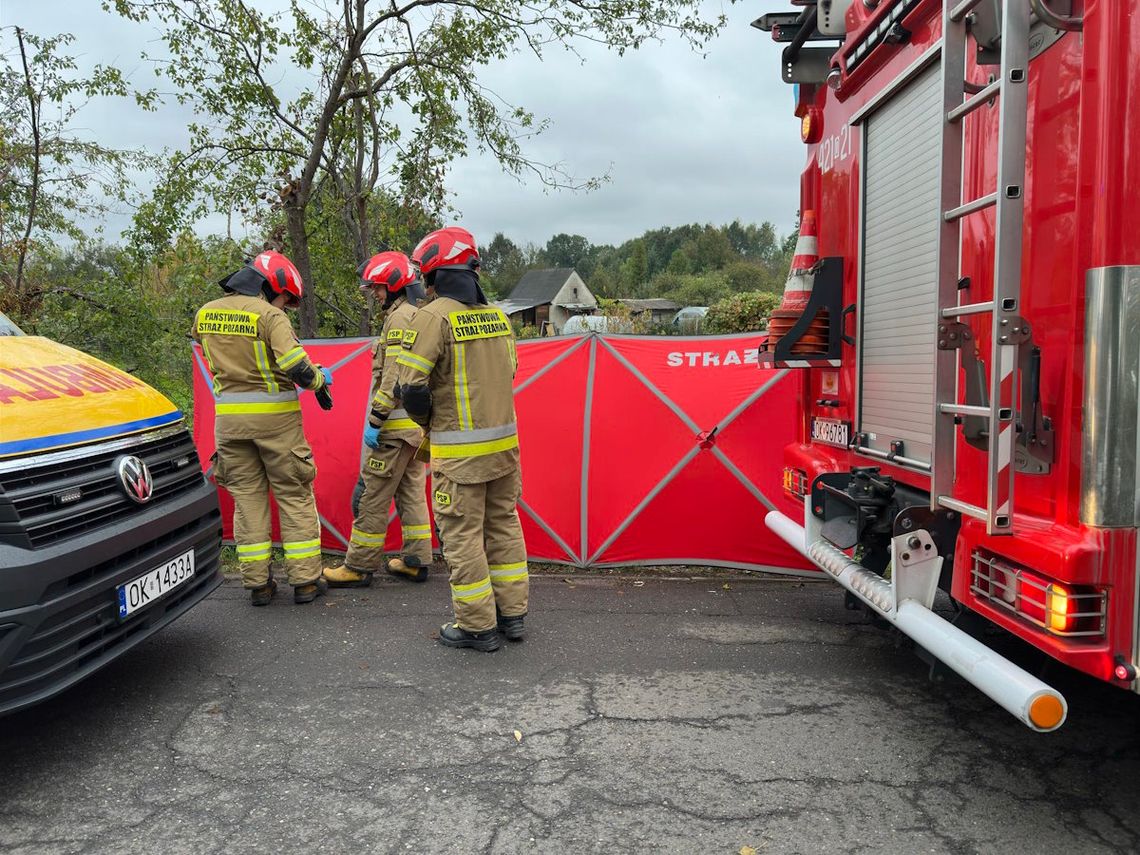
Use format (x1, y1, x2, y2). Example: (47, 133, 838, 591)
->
(192, 333, 813, 575)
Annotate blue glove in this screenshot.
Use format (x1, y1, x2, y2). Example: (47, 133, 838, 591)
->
(363, 424, 381, 449)
(320, 367, 334, 387)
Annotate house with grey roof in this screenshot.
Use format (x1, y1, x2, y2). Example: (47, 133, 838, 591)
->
(496, 268, 598, 334)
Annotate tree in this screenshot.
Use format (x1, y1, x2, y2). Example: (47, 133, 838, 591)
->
(0, 27, 154, 311)
(109, 0, 725, 336)
(543, 233, 591, 269)
(620, 239, 649, 294)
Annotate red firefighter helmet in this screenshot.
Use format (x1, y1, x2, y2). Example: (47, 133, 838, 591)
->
(412, 227, 480, 276)
(250, 251, 304, 307)
(358, 251, 418, 294)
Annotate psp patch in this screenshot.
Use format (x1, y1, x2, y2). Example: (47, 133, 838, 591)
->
(386, 327, 404, 344)
(449, 309, 511, 341)
(196, 309, 259, 337)
(434, 490, 451, 507)
(401, 329, 419, 347)
(367, 458, 387, 472)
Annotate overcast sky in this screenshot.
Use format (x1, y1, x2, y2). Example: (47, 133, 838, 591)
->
(2, 0, 804, 248)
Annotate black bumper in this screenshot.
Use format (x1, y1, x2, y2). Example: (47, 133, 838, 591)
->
(0, 478, 223, 716)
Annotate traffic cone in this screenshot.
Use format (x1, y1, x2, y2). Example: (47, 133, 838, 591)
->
(765, 210, 828, 355)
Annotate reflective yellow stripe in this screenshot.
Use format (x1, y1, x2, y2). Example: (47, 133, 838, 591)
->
(237, 541, 272, 562)
(385, 345, 403, 356)
(451, 577, 493, 602)
(454, 343, 473, 430)
(283, 538, 321, 560)
(373, 389, 395, 407)
(490, 561, 528, 583)
(397, 351, 434, 374)
(253, 341, 280, 394)
(278, 346, 307, 369)
(216, 401, 302, 415)
(430, 434, 519, 459)
(381, 418, 420, 432)
(201, 341, 222, 395)
(350, 528, 386, 547)
(403, 524, 432, 540)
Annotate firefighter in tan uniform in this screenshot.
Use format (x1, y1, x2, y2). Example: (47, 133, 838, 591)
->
(323, 252, 433, 587)
(397, 227, 528, 652)
(193, 251, 333, 606)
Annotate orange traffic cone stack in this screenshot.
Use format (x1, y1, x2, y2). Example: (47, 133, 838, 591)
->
(765, 210, 828, 355)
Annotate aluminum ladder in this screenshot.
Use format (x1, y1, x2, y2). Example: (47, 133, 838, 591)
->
(931, 0, 1032, 536)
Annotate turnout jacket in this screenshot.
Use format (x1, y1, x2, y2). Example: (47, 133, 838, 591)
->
(192, 293, 325, 439)
(396, 296, 518, 483)
(367, 295, 424, 447)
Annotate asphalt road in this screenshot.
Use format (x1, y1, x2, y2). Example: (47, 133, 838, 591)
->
(2, 571, 1138, 855)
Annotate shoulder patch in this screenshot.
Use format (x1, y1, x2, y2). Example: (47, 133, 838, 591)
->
(448, 308, 511, 342)
(402, 329, 419, 348)
(386, 328, 404, 344)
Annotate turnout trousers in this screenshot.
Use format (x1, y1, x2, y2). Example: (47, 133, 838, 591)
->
(345, 440, 432, 570)
(431, 467, 529, 632)
(212, 420, 322, 588)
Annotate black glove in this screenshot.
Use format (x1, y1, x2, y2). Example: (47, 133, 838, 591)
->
(401, 383, 432, 422)
(315, 384, 334, 411)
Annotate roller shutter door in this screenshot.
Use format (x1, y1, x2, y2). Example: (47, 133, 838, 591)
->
(858, 63, 942, 466)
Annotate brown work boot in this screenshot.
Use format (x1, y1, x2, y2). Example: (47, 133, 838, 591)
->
(294, 577, 329, 604)
(438, 622, 501, 652)
(386, 555, 428, 583)
(250, 578, 277, 607)
(323, 564, 373, 588)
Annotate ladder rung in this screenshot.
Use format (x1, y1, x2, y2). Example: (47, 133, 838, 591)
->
(941, 300, 995, 318)
(937, 496, 988, 522)
(949, 0, 986, 23)
(939, 403, 992, 418)
(944, 192, 998, 222)
(948, 78, 1002, 123)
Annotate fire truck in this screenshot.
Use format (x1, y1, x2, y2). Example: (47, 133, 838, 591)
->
(755, 0, 1138, 731)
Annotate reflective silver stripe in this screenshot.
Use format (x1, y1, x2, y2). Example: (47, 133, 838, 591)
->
(387, 408, 409, 419)
(431, 422, 517, 445)
(216, 390, 299, 403)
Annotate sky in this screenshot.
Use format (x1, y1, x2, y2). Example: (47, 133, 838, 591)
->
(2, 0, 806, 249)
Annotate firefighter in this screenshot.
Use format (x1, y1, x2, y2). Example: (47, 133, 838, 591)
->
(323, 252, 433, 588)
(193, 251, 333, 606)
(396, 227, 528, 652)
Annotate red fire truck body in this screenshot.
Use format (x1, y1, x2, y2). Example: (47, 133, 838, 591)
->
(757, 0, 1139, 729)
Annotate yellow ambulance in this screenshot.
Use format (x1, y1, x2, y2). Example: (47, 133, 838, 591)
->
(0, 311, 221, 714)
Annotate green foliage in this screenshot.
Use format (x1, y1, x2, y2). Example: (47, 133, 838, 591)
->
(704, 291, 782, 334)
(0, 26, 156, 304)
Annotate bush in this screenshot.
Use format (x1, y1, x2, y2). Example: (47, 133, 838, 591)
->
(514, 324, 541, 340)
(704, 291, 781, 334)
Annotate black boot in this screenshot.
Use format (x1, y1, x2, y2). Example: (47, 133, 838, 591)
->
(497, 611, 526, 641)
(438, 622, 501, 652)
(294, 577, 329, 604)
(250, 578, 277, 607)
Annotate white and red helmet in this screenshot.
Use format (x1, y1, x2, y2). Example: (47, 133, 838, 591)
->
(412, 227, 480, 276)
(250, 251, 304, 307)
(358, 251, 418, 294)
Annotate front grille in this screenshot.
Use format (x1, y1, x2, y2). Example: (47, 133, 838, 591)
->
(0, 428, 205, 549)
(0, 518, 222, 711)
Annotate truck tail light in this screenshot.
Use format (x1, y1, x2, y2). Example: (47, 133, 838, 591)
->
(971, 551, 1106, 638)
(783, 467, 809, 499)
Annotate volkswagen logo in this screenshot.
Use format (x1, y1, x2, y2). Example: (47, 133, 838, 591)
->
(116, 455, 154, 504)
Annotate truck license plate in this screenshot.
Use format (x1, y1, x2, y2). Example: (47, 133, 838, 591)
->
(117, 549, 195, 619)
(811, 418, 850, 448)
